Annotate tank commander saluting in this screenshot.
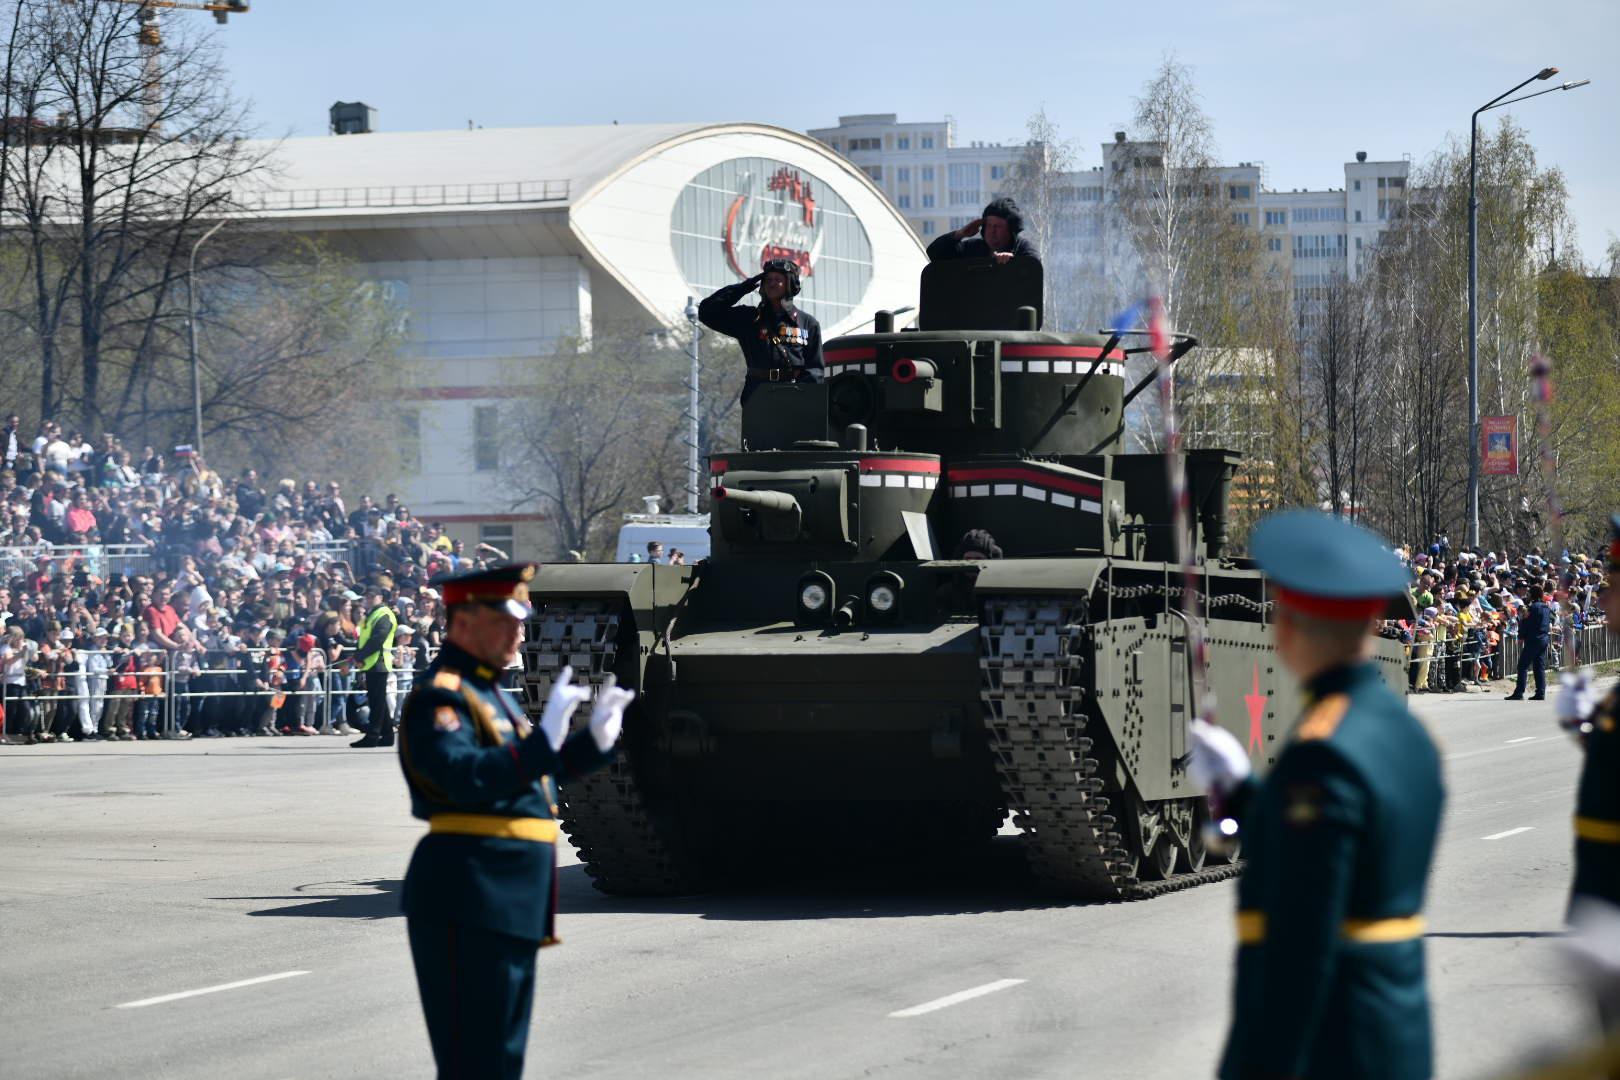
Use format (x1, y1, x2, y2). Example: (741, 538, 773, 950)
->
(698, 257, 823, 404)
(1190, 509, 1445, 1080)
(926, 195, 1041, 267)
(396, 562, 635, 1079)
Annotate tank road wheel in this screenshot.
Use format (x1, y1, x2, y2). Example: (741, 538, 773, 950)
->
(1179, 799, 1209, 873)
(1132, 793, 1176, 882)
(1211, 826, 1242, 865)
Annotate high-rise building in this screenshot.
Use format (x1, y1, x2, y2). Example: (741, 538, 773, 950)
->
(805, 114, 1025, 240)
(809, 114, 1409, 319)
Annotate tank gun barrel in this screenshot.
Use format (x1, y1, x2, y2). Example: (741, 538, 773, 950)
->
(711, 486, 799, 514)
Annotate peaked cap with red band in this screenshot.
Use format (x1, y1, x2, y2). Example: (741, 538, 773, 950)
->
(433, 562, 537, 619)
(1251, 509, 1408, 622)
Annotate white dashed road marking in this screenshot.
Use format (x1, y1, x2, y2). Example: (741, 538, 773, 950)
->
(888, 979, 1026, 1018)
(1505, 737, 1538, 744)
(116, 970, 310, 1009)
(1482, 827, 1535, 841)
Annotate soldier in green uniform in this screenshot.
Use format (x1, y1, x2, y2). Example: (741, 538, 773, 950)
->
(1191, 509, 1446, 1080)
(1559, 515, 1620, 1050)
(397, 563, 634, 1079)
(1560, 515, 1620, 908)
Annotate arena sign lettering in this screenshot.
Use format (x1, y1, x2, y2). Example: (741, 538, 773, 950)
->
(671, 157, 874, 326)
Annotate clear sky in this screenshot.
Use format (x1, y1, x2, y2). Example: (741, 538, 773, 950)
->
(216, 0, 1617, 266)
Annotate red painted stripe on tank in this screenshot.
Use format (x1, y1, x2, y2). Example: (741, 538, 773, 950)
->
(1001, 345, 1125, 360)
(859, 457, 941, 474)
(824, 347, 877, 365)
(946, 466, 1102, 497)
(709, 458, 729, 474)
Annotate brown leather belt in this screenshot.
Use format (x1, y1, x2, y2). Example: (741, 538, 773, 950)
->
(746, 367, 800, 382)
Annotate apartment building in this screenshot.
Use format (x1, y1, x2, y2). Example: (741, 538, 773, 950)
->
(809, 114, 1409, 317)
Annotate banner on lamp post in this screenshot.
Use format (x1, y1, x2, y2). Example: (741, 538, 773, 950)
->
(1481, 415, 1519, 476)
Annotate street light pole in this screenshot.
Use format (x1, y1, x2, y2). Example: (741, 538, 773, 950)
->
(1466, 66, 1587, 549)
(187, 218, 227, 456)
(683, 296, 702, 515)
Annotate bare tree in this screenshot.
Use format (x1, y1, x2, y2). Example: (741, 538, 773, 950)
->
(501, 327, 694, 559)
(1109, 57, 1270, 454)
(998, 107, 1076, 324)
(0, 0, 269, 432)
(1299, 271, 1382, 517)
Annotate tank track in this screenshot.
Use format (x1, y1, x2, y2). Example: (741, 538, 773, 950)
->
(979, 594, 1242, 900)
(522, 599, 700, 895)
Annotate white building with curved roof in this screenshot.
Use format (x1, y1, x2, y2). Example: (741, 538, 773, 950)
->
(246, 121, 925, 554)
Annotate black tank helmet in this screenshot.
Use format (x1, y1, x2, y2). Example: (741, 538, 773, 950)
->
(759, 257, 802, 297)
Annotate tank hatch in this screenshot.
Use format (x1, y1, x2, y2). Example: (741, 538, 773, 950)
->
(919, 256, 1043, 331)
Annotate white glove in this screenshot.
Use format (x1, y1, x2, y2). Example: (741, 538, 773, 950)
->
(589, 674, 636, 753)
(1188, 718, 1251, 796)
(1557, 670, 1599, 732)
(539, 665, 591, 752)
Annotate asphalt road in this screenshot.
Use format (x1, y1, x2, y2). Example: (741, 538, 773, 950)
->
(0, 683, 1606, 1080)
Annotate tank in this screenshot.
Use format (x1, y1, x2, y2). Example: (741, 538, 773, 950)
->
(521, 258, 1408, 900)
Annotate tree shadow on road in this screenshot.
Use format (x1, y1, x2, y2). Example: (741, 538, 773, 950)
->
(557, 837, 1131, 920)
(212, 878, 403, 919)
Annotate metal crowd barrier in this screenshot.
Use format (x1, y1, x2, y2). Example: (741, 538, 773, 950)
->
(1400, 621, 1617, 694)
(0, 543, 156, 580)
(0, 646, 426, 742)
(0, 640, 528, 743)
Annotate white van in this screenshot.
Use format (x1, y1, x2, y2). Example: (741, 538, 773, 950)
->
(613, 497, 710, 563)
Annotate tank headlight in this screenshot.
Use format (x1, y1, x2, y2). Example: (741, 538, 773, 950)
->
(863, 571, 905, 623)
(796, 571, 836, 626)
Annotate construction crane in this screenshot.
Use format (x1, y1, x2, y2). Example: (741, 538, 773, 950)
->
(68, 0, 249, 130)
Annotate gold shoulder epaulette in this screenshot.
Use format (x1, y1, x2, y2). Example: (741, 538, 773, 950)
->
(1296, 693, 1349, 741)
(432, 670, 462, 691)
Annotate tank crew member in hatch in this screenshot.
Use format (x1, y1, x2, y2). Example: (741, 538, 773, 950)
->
(698, 257, 824, 405)
(926, 195, 1041, 267)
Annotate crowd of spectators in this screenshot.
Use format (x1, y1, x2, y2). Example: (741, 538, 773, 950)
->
(0, 414, 510, 745)
(1381, 536, 1611, 693)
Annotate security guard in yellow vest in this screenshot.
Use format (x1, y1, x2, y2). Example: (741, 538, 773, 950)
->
(1192, 510, 1445, 1080)
(349, 583, 398, 748)
(398, 563, 632, 1079)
